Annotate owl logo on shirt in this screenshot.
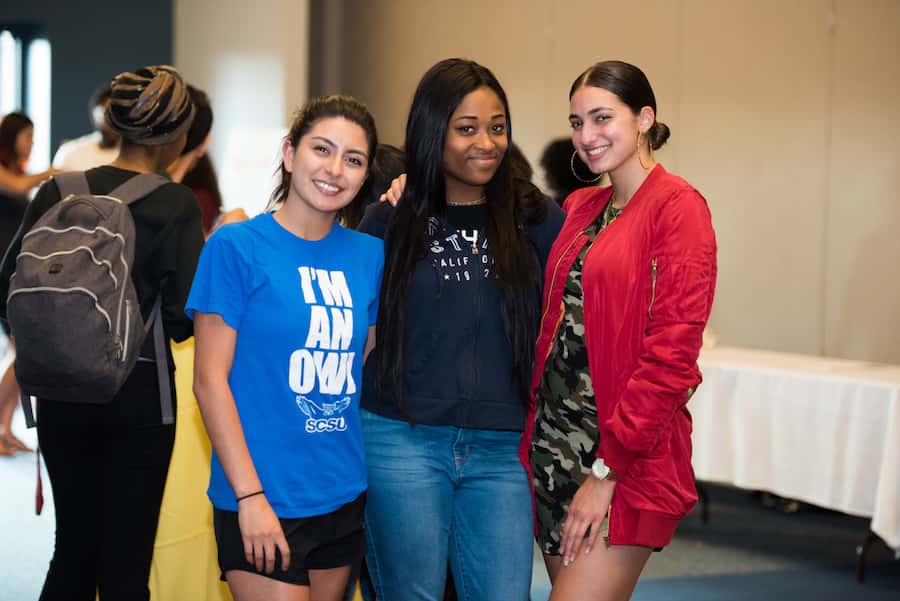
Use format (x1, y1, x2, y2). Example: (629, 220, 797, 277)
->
(295, 395, 351, 433)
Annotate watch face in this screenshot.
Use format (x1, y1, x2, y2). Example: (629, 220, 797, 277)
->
(592, 459, 609, 479)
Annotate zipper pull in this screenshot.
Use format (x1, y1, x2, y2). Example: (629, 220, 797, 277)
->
(648, 258, 658, 320)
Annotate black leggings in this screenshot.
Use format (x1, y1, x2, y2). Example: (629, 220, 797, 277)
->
(36, 363, 176, 601)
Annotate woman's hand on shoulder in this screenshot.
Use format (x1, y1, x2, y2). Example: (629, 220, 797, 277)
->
(560, 475, 616, 566)
(237, 494, 291, 574)
(378, 173, 406, 206)
(219, 208, 249, 226)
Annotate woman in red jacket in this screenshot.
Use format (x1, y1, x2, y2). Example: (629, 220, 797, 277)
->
(520, 60, 717, 600)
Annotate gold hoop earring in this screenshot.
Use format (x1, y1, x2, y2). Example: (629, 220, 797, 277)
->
(570, 150, 603, 183)
(637, 131, 652, 170)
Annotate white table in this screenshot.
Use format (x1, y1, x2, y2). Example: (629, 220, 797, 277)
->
(690, 346, 900, 551)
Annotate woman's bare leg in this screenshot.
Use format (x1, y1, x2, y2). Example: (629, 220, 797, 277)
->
(309, 565, 353, 601)
(0, 362, 28, 453)
(226, 570, 310, 601)
(543, 553, 564, 585)
(548, 543, 651, 601)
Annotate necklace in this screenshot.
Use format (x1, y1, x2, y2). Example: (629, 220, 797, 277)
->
(446, 195, 486, 254)
(446, 194, 486, 207)
(601, 193, 623, 229)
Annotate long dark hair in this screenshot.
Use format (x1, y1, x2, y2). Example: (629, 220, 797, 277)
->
(0, 112, 33, 172)
(376, 58, 545, 412)
(269, 95, 378, 212)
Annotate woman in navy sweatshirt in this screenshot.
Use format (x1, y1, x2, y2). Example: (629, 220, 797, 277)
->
(357, 58, 564, 601)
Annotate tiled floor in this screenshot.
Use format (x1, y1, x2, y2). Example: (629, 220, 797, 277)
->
(3, 405, 898, 601)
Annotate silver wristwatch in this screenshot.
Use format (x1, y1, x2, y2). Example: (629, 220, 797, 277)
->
(590, 458, 613, 480)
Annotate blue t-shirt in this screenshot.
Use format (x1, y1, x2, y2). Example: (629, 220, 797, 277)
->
(186, 212, 383, 518)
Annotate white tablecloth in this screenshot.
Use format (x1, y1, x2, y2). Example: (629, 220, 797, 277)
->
(691, 346, 900, 549)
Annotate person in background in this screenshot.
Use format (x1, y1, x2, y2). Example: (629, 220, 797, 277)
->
(0, 111, 57, 455)
(0, 112, 57, 199)
(169, 86, 214, 184)
(182, 155, 226, 236)
(52, 82, 121, 171)
(0, 65, 204, 600)
(339, 143, 404, 230)
(539, 137, 588, 206)
(505, 142, 534, 184)
(188, 95, 382, 601)
(358, 58, 564, 601)
(169, 85, 247, 236)
(520, 60, 717, 601)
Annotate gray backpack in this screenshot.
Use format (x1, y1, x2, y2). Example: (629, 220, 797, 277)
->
(8, 172, 174, 427)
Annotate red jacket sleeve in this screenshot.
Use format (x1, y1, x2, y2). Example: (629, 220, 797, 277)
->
(600, 187, 717, 475)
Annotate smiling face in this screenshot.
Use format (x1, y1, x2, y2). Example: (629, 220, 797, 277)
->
(282, 116, 370, 216)
(442, 86, 508, 200)
(569, 85, 652, 177)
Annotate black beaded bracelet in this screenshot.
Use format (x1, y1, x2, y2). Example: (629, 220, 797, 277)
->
(236, 490, 265, 503)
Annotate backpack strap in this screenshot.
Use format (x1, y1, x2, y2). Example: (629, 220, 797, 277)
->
(108, 173, 171, 205)
(144, 294, 174, 425)
(20, 390, 36, 429)
(53, 171, 91, 199)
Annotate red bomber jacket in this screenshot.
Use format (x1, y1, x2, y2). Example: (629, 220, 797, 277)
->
(519, 164, 717, 549)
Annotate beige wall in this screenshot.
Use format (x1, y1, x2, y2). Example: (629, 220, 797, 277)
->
(174, 0, 309, 215)
(331, 0, 900, 364)
(825, 1, 900, 363)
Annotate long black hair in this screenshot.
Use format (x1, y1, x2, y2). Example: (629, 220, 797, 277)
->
(376, 58, 546, 413)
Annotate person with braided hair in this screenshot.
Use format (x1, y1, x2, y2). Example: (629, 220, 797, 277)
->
(0, 65, 204, 601)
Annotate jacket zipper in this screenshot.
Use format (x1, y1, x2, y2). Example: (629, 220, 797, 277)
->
(537, 233, 583, 365)
(18, 247, 119, 288)
(122, 299, 131, 362)
(8, 287, 112, 330)
(648, 257, 658, 320)
(473, 240, 482, 405)
(115, 251, 129, 353)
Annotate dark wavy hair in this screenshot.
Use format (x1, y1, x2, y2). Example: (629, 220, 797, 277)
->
(270, 95, 378, 213)
(376, 58, 546, 413)
(0, 112, 33, 172)
(570, 60, 671, 151)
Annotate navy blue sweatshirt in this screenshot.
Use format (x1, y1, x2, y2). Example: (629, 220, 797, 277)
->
(358, 192, 564, 431)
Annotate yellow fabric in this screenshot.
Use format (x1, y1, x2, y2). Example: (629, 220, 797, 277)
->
(149, 338, 232, 601)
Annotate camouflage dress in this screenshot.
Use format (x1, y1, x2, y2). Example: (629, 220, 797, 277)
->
(530, 199, 622, 555)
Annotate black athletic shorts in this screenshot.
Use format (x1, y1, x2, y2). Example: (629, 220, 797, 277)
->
(213, 492, 365, 586)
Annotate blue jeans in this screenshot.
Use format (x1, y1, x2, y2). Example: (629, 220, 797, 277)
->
(361, 409, 533, 601)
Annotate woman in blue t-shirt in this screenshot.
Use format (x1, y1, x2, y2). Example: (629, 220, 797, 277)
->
(186, 96, 383, 601)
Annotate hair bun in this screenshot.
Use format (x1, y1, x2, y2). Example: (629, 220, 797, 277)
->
(649, 121, 670, 151)
(106, 65, 195, 146)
